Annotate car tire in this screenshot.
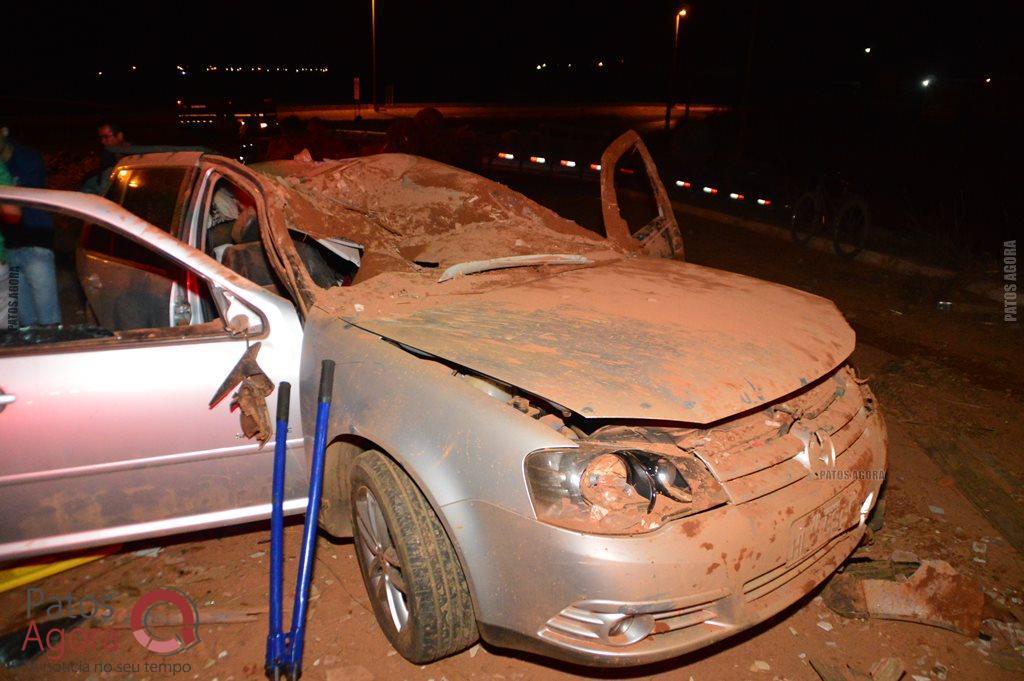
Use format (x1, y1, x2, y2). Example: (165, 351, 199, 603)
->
(349, 450, 477, 663)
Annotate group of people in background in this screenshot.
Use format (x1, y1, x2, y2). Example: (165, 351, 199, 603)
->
(1, 121, 127, 329)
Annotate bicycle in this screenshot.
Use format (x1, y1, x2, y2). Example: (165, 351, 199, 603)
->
(790, 174, 871, 258)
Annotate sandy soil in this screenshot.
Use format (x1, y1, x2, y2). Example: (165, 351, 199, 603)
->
(2, 205, 1021, 681)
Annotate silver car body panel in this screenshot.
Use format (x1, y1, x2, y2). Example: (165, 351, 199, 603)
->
(0, 187, 306, 562)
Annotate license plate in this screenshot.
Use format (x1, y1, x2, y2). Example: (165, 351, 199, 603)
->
(788, 493, 856, 563)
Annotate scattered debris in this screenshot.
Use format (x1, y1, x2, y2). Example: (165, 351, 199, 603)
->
(809, 656, 905, 681)
(890, 550, 919, 563)
(469, 644, 481, 658)
(928, 506, 945, 516)
(870, 657, 907, 681)
(325, 665, 374, 681)
(818, 620, 835, 632)
(823, 559, 985, 636)
(749, 660, 771, 672)
(131, 546, 163, 558)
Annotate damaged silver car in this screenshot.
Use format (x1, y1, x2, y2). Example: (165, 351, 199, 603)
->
(0, 134, 886, 666)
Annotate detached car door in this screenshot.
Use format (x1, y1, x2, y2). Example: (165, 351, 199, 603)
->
(599, 130, 686, 260)
(0, 188, 306, 562)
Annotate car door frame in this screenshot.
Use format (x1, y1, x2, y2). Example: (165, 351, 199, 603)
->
(599, 130, 686, 261)
(0, 186, 307, 561)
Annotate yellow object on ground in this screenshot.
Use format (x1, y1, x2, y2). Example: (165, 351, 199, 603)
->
(0, 546, 119, 594)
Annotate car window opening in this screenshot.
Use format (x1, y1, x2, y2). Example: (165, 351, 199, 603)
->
(204, 180, 358, 296)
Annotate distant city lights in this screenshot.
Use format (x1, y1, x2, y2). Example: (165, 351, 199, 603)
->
(921, 77, 933, 88)
(560, 159, 576, 168)
(864, 47, 872, 54)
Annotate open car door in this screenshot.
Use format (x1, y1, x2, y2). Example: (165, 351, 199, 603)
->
(599, 130, 685, 261)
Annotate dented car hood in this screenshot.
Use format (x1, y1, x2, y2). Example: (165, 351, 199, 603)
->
(344, 257, 855, 423)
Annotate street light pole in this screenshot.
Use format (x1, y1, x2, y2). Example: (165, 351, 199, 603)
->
(665, 8, 688, 132)
(371, 0, 379, 112)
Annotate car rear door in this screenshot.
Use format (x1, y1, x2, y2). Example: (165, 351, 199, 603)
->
(0, 188, 306, 562)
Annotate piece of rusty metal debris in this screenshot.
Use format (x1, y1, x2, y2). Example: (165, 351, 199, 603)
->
(809, 656, 905, 681)
(209, 342, 275, 447)
(823, 559, 985, 636)
(436, 254, 591, 283)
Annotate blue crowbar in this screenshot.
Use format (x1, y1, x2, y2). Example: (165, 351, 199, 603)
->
(265, 359, 335, 681)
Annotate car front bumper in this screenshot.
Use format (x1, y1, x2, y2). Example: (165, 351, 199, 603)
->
(442, 411, 887, 667)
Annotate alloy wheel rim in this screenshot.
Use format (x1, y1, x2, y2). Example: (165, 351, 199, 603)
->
(355, 486, 410, 631)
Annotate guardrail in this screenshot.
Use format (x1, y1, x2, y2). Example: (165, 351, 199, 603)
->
(485, 151, 775, 209)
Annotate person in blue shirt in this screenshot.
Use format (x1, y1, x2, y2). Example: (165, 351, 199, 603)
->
(0, 125, 61, 326)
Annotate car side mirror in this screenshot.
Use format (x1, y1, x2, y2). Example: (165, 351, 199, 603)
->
(211, 285, 265, 336)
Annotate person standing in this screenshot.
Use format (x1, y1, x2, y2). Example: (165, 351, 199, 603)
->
(0, 125, 61, 326)
(82, 122, 131, 195)
(0, 159, 22, 329)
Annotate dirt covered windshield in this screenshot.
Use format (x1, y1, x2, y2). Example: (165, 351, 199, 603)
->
(257, 154, 621, 300)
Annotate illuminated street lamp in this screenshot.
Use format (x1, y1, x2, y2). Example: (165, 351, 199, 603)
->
(921, 76, 933, 88)
(665, 6, 690, 131)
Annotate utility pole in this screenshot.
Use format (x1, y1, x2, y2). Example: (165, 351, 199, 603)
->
(371, 0, 379, 112)
(665, 8, 688, 131)
(737, 0, 759, 158)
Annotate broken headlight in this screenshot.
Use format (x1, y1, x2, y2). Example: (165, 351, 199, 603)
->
(524, 447, 727, 535)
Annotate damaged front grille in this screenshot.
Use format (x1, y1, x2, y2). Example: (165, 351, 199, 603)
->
(676, 365, 872, 505)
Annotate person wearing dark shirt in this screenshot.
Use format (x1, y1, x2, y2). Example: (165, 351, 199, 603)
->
(82, 122, 131, 195)
(0, 125, 61, 325)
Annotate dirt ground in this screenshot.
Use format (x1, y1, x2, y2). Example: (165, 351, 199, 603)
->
(2, 198, 1021, 680)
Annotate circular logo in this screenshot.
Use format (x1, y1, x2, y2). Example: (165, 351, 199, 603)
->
(130, 588, 200, 655)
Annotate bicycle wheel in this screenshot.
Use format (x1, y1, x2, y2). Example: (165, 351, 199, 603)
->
(834, 199, 870, 258)
(790, 192, 822, 245)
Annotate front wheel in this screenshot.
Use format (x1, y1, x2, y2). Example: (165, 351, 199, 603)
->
(350, 450, 477, 663)
(790, 192, 823, 245)
(833, 199, 870, 258)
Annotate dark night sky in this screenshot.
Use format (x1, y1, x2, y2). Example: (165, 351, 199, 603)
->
(7, 1, 1019, 105)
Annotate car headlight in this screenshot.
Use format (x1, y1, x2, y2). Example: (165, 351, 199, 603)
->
(524, 446, 727, 534)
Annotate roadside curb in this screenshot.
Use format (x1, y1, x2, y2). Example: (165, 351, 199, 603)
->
(673, 200, 958, 280)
